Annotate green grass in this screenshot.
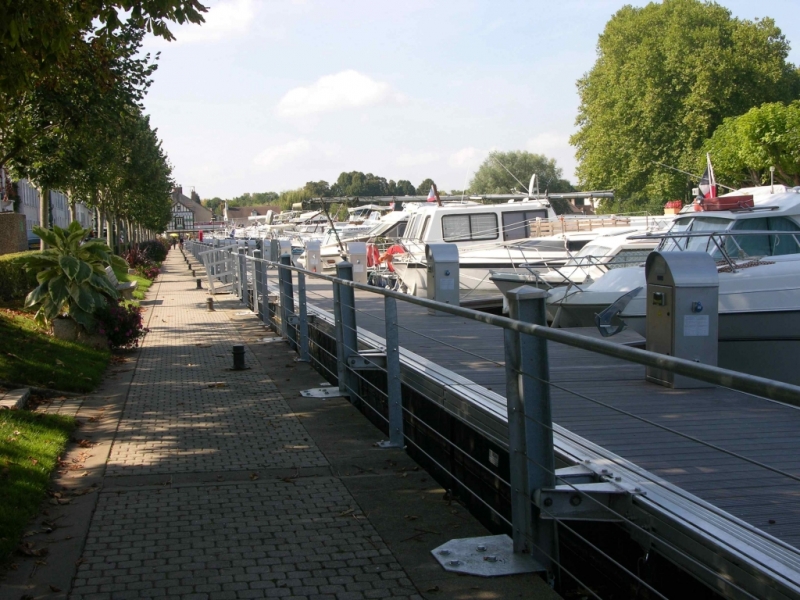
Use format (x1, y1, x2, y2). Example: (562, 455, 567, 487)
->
(113, 267, 154, 301)
(0, 308, 110, 392)
(0, 409, 75, 564)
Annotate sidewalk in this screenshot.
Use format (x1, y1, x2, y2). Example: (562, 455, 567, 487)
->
(1, 249, 558, 600)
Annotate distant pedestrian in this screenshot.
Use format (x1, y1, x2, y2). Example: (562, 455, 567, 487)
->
(171, 236, 177, 249)
(178, 234, 184, 248)
(198, 230, 204, 242)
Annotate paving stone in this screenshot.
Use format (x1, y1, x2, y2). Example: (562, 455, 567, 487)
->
(69, 254, 422, 600)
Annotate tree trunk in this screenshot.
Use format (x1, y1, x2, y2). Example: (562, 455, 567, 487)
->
(68, 194, 76, 224)
(105, 212, 113, 248)
(38, 187, 50, 249)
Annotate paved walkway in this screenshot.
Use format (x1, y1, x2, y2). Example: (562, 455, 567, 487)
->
(1, 248, 558, 600)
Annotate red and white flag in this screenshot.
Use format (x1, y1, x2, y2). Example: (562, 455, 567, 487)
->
(426, 186, 436, 203)
(698, 153, 717, 199)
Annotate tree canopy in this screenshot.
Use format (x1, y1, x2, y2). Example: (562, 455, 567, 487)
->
(469, 151, 573, 195)
(703, 101, 800, 188)
(571, 0, 800, 209)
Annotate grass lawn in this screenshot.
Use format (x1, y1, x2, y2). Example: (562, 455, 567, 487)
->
(0, 409, 75, 564)
(113, 267, 154, 301)
(0, 307, 109, 392)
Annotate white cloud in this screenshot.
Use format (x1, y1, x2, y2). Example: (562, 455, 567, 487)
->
(253, 139, 313, 169)
(448, 146, 481, 168)
(396, 151, 441, 167)
(276, 70, 401, 118)
(167, 0, 255, 44)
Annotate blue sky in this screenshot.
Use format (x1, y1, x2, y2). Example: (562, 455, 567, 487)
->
(140, 0, 800, 199)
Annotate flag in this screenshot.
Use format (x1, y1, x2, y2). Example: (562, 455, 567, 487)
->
(698, 153, 717, 199)
(427, 186, 436, 203)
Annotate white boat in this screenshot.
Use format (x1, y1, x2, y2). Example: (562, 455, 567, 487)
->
(489, 228, 661, 311)
(546, 185, 800, 382)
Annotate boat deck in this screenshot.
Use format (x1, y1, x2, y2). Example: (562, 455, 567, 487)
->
(301, 277, 800, 551)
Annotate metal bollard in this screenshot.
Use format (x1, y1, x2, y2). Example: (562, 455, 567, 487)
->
(335, 262, 358, 398)
(377, 296, 403, 448)
(196, 278, 202, 290)
(206, 297, 215, 311)
(232, 345, 246, 370)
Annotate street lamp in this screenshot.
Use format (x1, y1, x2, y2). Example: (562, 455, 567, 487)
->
(770, 166, 775, 193)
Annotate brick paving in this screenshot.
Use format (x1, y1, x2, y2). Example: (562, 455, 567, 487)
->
(70, 250, 422, 600)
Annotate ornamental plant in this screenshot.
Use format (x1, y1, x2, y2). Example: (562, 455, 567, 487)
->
(16, 221, 128, 331)
(95, 299, 149, 349)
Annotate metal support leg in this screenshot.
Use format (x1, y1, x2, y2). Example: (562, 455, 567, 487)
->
(238, 249, 247, 304)
(253, 250, 262, 318)
(297, 271, 310, 362)
(279, 254, 297, 350)
(335, 262, 358, 398)
(504, 286, 556, 575)
(378, 296, 404, 448)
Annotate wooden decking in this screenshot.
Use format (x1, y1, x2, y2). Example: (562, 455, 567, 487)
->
(301, 277, 800, 551)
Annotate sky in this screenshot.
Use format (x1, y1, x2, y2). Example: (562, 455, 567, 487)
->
(140, 0, 800, 200)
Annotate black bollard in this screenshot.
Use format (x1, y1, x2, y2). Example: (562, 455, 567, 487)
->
(232, 345, 246, 370)
(192, 269, 196, 277)
(196, 278, 202, 290)
(206, 297, 215, 311)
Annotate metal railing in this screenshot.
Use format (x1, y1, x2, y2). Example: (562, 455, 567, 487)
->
(185, 239, 800, 600)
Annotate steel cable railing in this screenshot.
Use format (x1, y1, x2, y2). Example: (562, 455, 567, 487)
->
(211, 247, 800, 599)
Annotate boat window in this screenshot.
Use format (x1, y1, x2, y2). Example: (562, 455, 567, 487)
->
(606, 248, 652, 269)
(418, 216, 431, 241)
(442, 213, 499, 242)
(404, 215, 420, 240)
(661, 217, 731, 253)
(726, 216, 800, 257)
(502, 210, 549, 241)
(566, 240, 590, 252)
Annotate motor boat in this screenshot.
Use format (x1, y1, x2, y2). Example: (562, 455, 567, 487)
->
(546, 185, 800, 382)
(489, 228, 661, 311)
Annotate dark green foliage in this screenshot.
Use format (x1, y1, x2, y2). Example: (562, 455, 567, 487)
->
(572, 0, 800, 209)
(469, 151, 573, 195)
(138, 239, 168, 263)
(0, 251, 39, 302)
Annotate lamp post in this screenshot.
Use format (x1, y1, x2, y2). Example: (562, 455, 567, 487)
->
(770, 166, 775, 193)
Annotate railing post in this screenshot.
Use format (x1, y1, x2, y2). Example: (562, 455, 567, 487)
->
(252, 250, 262, 317)
(238, 248, 247, 304)
(378, 296, 404, 448)
(504, 286, 557, 575)
(279, 254, 297, 350)
(335, 262, 358, 398)
(297, 271, 310, 362)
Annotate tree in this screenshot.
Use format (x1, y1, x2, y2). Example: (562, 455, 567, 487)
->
(395, 180, 416, 196)
(417, 178, 435, 196)
(469, 151, 573, 195)
(703, 101, 800, 188)
(571, 0, 800, 209)
(303, 181, 331, 197)
(0, 0, 206, 96)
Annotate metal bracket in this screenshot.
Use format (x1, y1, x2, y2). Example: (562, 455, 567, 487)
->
(347, 351, 387, 370)
(431, 535, 545, 577)
(300, 387, 346, 398)
(534, 464, 639, 522)
(287, 315, 299, 325)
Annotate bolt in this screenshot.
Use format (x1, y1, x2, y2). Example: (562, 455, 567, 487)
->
(543, 497, 553, 507)
(483, 556, 498, 563)
(438, 550, 451, 556)
(447, 560, 461, 567)
(206, 297, 215, 311)
(476, 545, 487, 552)
(569, 495, 582, 507)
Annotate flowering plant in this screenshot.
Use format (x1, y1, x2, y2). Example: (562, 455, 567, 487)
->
(95, 299, 149, 349)
(136, 265, 160, 280)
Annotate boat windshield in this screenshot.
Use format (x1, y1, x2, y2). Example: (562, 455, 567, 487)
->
(564, 244, 612, 266)
(660, 215, 800, 258)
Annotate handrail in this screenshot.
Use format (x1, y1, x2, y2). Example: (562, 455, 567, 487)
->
(223, 248, 800, 408)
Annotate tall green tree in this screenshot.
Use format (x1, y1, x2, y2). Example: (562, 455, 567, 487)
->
(703, 101, 800, 188)
(469, 151, 573, 195)
(571, 0, 800, 209)
(417, 178, 435, 196)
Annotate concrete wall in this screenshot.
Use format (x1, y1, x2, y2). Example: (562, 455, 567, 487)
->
(0, 212, 28, 255)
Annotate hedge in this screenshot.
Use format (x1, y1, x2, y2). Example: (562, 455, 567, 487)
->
(0, 251, 39, 302)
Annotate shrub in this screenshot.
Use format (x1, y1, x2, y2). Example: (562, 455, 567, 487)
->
(0, 251, 39, 302)
(95, 299, 149, 349)
(16, 222, 127, 330)
(135, 264, 160, 280)
(139, 239, 168, 263)
(121, 246, 150, 269)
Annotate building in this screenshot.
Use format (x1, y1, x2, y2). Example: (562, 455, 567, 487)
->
(170, 186, 212, 230)
(8, 177, 92, 234)
(223, 204, 281, 227)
